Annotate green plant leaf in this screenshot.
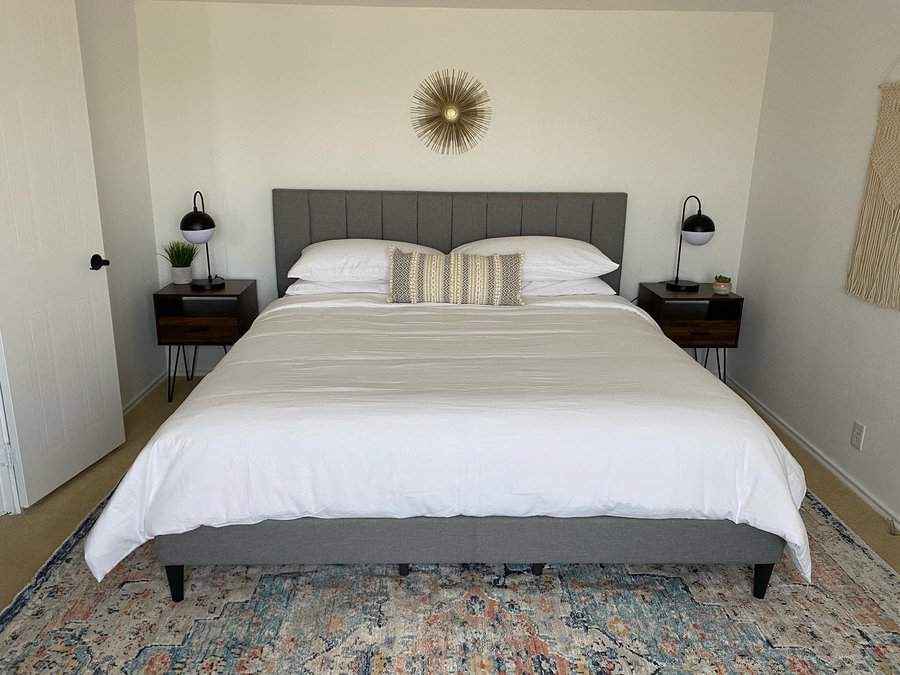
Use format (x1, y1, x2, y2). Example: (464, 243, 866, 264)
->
(159, 240, 198, 267)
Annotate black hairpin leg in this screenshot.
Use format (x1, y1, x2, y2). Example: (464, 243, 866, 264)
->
(703, 348, 710, 368)
(714, 348, 728, 383)
(166, 345, 184, 402)
(165, 564, 184, 602)
(187, 346, 198, 381)
(222, 345, 229, 354)
(752, 563, 774, 599)
(181, 344, 190, 381)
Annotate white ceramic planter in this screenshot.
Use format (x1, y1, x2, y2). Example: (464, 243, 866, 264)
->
(171, 266, 192, 285)
(712, 281, 732, 295)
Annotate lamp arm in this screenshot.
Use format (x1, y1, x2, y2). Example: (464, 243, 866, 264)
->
(675, 195, 703, 283)
(193, 190, 205, 213)
(205, 241, 213, 283)
(674, 231, 684, 284)
(683, 195, 702, 221)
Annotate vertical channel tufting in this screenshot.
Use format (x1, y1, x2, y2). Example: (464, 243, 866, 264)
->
(450, 194, 488, 248)
(306, 192, 312, 243)
(449, 194, 454, 247)
(557, 196, 593, 241)
(486, 195, 523, 238)
(273, 190, 627, 295)
(589, 198, 595, 243)
(554, 197, 560, 236)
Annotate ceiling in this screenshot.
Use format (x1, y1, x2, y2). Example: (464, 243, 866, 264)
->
(172, 0, 785, 11)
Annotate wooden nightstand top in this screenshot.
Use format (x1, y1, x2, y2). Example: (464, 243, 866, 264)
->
(154, 279, 256, 298)
(637, 282, 743, 350)
(639, 282, 742, 302)
(153, 279, 259, 347)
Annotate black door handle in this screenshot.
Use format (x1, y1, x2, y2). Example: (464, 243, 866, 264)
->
(90, 254, 110, 270)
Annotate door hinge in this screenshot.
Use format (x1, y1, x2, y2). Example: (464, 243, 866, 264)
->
(0, 443, 14, 467)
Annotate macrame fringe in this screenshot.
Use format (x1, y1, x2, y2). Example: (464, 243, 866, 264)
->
(847, 81, 900, 309)
(847, 170, 900, 308)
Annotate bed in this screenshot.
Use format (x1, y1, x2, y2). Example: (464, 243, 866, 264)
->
(84, 190, 810, 601)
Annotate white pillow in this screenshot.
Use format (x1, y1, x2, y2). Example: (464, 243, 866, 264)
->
(284, 279, 387, 295)
(522, 278, 615, 296)
(285, 278, 614, 298)
(288, 239, 441, 282)
(452, 236, 618, 281)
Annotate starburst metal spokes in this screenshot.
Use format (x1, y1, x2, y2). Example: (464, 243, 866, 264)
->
(411, 69, 492, 155)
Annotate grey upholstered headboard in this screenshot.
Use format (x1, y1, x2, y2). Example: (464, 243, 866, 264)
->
(272, 190, 627, 296)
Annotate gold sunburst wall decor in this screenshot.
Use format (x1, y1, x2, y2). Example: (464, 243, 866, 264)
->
(411, 69, 492, 155)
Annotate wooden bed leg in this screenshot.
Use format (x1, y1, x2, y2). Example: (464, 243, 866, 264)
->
(398, 563, 411, 577)
(530, 563, 545, 577)
(165, 565, 184, 602)
(753, 563, 774, 599)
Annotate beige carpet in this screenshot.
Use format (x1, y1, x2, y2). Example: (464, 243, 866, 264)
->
(0, 377, 897, 610)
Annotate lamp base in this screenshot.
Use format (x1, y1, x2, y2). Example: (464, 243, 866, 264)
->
(191, 276, 226, 291)
(665, 279, 700, 292)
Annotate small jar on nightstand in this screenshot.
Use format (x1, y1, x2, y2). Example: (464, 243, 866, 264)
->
(637, 282, 743, 382)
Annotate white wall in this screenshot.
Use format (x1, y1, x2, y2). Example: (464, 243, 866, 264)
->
(135, 2, 772, 311)
(732, 0, 900, 520)
(76, 0, 164, 408)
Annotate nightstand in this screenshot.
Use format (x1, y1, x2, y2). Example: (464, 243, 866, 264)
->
(154, 279, 259, 401)
(637, 282, 743, 382)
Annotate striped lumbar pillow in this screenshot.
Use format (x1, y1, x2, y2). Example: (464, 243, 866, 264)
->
(389, 249, 523, 305)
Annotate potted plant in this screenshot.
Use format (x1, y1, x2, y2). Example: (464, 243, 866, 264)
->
(713, 274, 732, 295)
(160, 241, 198, 285)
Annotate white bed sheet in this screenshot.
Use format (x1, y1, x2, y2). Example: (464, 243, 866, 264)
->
(85, 293, 811, 581)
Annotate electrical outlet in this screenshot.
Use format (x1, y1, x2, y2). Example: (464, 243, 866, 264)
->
(850, 421, 866, 452)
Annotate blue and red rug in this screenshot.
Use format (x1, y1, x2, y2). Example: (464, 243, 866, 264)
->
(1, 494, 898, 673)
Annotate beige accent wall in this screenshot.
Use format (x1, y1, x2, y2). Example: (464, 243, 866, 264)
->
(732, 0, 900, 521)
(135, 2, 773, 311)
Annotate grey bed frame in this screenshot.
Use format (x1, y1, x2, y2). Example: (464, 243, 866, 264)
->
(156, 190, 784, 601)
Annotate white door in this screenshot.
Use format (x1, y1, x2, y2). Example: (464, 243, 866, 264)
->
(0, 0, 125, 509)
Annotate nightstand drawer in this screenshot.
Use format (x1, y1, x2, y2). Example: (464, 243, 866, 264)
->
(157, 316, 242, 345)
(660, 320, 740, 347)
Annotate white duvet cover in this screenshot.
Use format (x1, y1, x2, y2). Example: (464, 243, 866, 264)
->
(85, 294, 811, 581)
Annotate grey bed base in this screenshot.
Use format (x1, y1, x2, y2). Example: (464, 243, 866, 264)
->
(155, 190, 785, 602)
(156, 516, 783, 601)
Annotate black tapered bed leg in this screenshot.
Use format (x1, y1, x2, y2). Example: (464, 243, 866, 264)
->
(398, 563, 411, 577)
(531, 563, 545, 576)
(753, 563, 774, 599)
(165, 565, 184, 602)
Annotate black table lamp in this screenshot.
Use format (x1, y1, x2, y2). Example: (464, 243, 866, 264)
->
(180, 190, 225, 290)
(666, 195, 715, 292)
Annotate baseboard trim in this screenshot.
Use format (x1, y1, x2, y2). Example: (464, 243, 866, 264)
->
(122, 371, 166, 416)
(729, 377, 900, 526)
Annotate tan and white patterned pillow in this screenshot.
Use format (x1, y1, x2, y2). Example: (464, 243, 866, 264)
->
(388, 250, 523, 306)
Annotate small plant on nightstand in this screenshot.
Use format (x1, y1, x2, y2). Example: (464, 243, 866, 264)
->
(713, 274, 732, 295)
(160, 241, 198, 285)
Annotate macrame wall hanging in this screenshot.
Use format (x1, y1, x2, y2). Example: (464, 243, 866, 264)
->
(847, 81, 900, 308)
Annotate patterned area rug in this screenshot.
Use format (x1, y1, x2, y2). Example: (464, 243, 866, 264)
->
(0, 494, 897, 674)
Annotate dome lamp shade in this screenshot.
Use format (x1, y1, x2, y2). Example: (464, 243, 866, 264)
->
(666, 195, 715, 292)
(180, 191, 225, 290)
